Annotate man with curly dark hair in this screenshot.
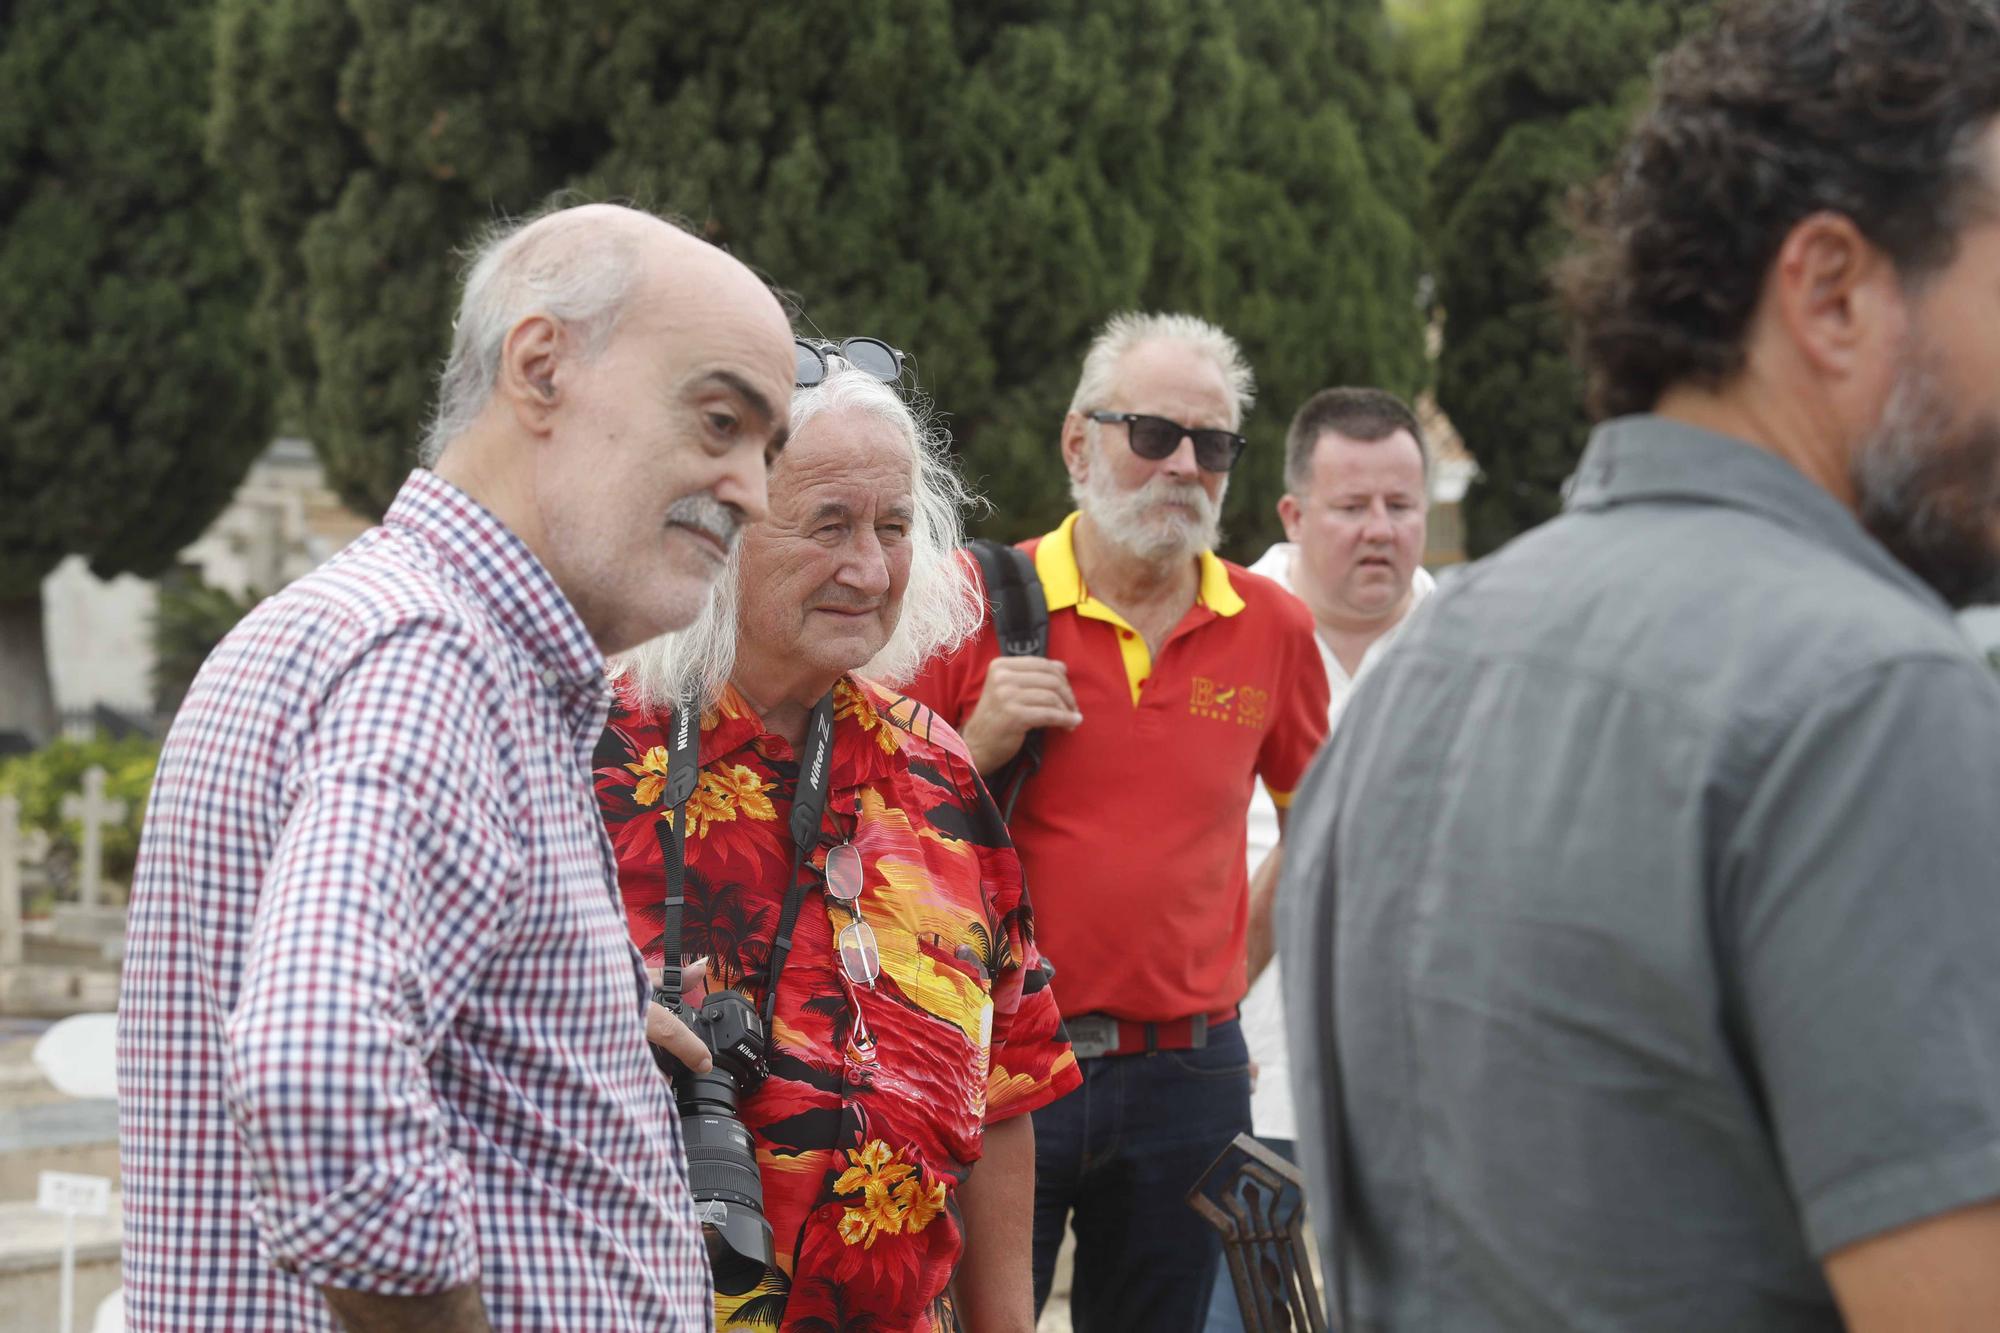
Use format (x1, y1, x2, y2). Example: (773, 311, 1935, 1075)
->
(1280, 1, 2000, 1329)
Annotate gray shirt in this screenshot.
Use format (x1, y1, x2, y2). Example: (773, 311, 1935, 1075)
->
(1279, 416, 2000, 1331)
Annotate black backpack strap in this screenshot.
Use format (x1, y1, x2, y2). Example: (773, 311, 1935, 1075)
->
(968, 538, 1048, 658)
(966, 538, 1048, 820)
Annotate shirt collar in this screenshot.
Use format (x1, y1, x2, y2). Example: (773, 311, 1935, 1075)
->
(698, 676, 901, 788)
(1565, 416, 1948, 612)
(384, 469, 605, 689)
(1035, 511, 1246, 617)
(1255, 541, 1438, 689)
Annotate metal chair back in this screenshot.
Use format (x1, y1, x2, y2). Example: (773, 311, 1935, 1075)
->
(1187, 1133, 1330, 1333)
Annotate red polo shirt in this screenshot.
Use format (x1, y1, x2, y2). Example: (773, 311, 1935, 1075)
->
(905, 513, 1330, 1022)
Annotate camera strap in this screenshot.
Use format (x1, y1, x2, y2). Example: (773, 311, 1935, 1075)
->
(654, 690, 840, 1035)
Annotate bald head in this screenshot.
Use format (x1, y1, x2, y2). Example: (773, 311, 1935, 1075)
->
(422, 203, 788, 464)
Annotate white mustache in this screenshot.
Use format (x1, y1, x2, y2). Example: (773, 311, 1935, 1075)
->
(1130, 476, 1216, 520)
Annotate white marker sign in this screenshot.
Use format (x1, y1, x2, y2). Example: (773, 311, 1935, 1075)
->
(40, 1170, 111, 1333)
(39, 1170, 110, 1217)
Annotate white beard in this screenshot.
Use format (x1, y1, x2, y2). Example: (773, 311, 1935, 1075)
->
(1074, 445, 1226, 564)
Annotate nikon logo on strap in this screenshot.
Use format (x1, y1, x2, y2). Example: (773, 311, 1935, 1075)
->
(665, 698, 700, 807)
(807, 711, 832, 789)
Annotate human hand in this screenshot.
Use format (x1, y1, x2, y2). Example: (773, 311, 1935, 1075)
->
(961, 656, 1083, 773)
(645, 958, 712, 1075)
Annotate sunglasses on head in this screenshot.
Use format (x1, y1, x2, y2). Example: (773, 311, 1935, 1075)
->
(795, 336, 904, 388)
(1085, 411, 1249, 474)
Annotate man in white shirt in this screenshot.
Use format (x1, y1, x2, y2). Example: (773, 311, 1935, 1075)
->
(1209, 387, 1433, 1333)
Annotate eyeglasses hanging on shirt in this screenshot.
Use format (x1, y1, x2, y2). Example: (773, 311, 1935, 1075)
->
(823, 837, 879, 987)
(822, 796, 880, 1064)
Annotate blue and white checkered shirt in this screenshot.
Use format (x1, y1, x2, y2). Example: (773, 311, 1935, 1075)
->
(119, 469, 713, 1330)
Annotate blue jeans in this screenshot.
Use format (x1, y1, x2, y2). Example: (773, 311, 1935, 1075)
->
(1031, 1019, 1252, 1333)
(1200, 1136, 1299, 1333)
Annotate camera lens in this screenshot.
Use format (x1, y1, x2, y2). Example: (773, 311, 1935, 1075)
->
(681, 1107, 776, 1294)
(670, 989, 778, 1295)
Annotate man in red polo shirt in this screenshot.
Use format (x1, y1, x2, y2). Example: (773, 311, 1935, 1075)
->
(905, 311, 1330, 1332)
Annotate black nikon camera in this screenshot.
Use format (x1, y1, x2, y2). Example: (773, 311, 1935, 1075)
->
(653, 985, 776, 1295)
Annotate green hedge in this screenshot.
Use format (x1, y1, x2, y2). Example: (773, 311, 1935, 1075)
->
(0, 734, 160, 895)
(210, 0, 1430, 561)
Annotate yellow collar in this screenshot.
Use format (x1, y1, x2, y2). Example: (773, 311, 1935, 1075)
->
(1034, 511, 1245, 617)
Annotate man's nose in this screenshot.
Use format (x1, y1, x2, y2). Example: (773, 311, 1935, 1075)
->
(713, 447, 770, 527)
(1159, 431, 1201, 480)
(839, 530, 893, 597)
(1362, 499, 1396, 541)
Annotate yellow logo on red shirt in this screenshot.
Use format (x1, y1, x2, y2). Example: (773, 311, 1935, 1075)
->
(1189, 675, 1269, 727)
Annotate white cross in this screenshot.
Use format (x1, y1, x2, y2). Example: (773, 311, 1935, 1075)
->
(0, 793, 22, 966)
(59, 767, 126, 910)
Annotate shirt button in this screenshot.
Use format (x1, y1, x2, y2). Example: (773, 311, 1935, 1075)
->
(1119, 629, 1134, 640)
(541, 667, 559, 687)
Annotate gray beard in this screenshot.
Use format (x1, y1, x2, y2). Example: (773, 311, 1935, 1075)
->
(1853, 349, 2000, 610)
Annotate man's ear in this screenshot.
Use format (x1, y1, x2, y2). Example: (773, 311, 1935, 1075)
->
(1769, 211, 1906, 384)
(497, 314, 566, 436)
(1277, 491, 1304, 544)
(1060, 412, 1092, 481)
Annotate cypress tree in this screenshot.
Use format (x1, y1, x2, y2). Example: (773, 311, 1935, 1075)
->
(211, 0, 1429, 558)
(0, 0, 271, 744)
(1432, 0, 1709, 555)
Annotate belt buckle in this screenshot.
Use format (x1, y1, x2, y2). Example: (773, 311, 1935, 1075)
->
(1067, 1013, 1119, 1060)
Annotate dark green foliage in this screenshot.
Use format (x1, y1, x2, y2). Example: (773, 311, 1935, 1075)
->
(0, 1, 272, 596)
(1432, 0, 1710, 555)
(1385, 0, 1481, 139)
(0, 0, 271, 743)
(211, 0, 1429, 558)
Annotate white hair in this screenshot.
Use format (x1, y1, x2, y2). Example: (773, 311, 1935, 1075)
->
(1065, 310, 1257, 429)
(614, 362, 984, 709)
(419, 205, 663, 465)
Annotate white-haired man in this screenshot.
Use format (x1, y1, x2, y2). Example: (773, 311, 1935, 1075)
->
(119, 203, 794, 1331)
(907, 312, 1331, 1332)
(598, 350, 1079, 1333)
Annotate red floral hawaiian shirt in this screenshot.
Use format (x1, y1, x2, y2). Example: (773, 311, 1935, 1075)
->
(595, 675, 1080, 1332)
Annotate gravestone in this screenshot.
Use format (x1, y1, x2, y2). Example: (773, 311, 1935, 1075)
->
(0, 789, 118, 1018)
(0, 796, 22, 968)
(58, 769, 124, 911)
(50, 769, 126, 959)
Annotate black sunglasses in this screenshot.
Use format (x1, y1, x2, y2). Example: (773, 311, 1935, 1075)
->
(1085, 411, 1249, 474)
(795, 336, 904, 388)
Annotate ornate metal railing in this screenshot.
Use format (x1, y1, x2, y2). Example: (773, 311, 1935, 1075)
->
(1187, 1133, 1329, 1333)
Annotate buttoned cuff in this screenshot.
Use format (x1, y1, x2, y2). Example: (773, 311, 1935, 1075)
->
(252, 1152, 481, 1294)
